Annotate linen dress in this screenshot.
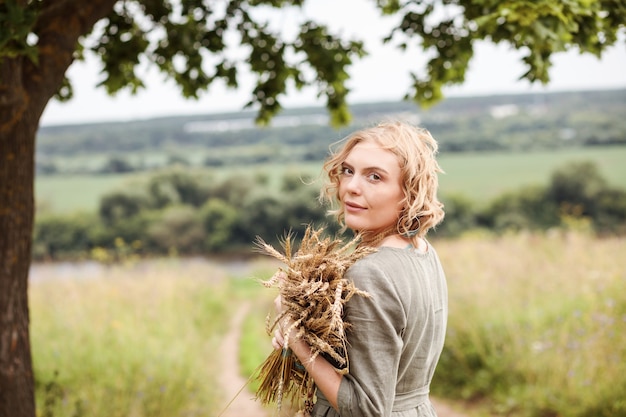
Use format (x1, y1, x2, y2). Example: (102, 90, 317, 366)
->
(311, 243, 448, 417)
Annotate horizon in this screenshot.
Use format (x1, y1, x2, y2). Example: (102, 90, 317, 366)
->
(40, 86, 625, 128)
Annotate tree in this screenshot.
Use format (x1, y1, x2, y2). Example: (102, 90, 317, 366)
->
(200, 198, 240, 251)
(1, 0, 624, 415)
(547, 160, 608, 215)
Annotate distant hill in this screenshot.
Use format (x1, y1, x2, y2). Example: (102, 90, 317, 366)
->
(36, 88, 626, 174)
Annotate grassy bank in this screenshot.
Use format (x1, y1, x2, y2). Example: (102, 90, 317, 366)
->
(239, 232, 626, 417)
(434, 232, 625, 416)
(31, 232, 625, 416)
(30, 259, 236, 417)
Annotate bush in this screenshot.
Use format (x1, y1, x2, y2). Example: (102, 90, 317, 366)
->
(147, 205, 205, 254)
(100, 156, 135, 173)
(547, 160, 607, 213)
(33, 213, 97, 260)
(237, 193, 285, 245)
(593, 187, 626, 235)
(434, 194, 477, 237)
(147, 169, 211, 208)
(99, 191, 152, 225)
(479, 185, 559, 232)
(90, 211, 158, 254)
(200, 198, 240, 251)
(477, 161, 626, 235)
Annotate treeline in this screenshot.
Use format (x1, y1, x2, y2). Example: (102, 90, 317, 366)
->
(33, 160, 626, 261)
(36, 89, 626, 175)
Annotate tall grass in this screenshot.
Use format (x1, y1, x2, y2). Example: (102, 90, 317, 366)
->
(432, 231, 626, 416)
(238, 232, 626, 417)
(239, 306, 273, 394)
(31, 232, 626, 417)
(30, 259, 232, 417)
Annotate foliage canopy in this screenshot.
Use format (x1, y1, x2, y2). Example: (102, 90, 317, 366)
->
(2, 0, 624, 126)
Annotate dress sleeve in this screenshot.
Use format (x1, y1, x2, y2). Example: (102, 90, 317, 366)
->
(336, 257, 406, 417)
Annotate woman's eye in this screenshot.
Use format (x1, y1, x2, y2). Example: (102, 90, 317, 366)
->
(341, 166, 353, 175)
(367, 173, 381, 181)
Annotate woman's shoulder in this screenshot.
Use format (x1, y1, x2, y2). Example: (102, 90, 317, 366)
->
(343, 250, 411, 312)
(351, 245, 430, 268)
(346, 245, 442, 285)
(345, 248, 408, 286)
(347, 249, 389, 274)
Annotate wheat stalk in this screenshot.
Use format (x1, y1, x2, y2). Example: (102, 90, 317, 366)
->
(253, 225, 374, 414)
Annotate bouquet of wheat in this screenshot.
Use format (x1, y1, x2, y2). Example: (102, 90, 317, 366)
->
(254, 225, 375, 415)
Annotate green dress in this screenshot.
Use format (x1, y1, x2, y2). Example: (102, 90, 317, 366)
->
(311, 244, 448, 417)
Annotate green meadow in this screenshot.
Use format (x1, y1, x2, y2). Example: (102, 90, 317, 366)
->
(35, 146, 626, 214)
(437, 146, 626, 206)
(30, 257, 278, 417)
(31, 232, 626, 417)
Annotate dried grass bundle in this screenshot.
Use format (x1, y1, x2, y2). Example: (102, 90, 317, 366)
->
(254, 226, 375, 415)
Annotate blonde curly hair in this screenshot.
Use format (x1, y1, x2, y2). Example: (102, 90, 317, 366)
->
(320, 120, 445, 243)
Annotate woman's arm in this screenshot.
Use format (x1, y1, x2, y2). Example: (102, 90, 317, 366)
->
(291, 336, 343, 409)
(271, 258, 405, 416)
(272, 296, 343, 410)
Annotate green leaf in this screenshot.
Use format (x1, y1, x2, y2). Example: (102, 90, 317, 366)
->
(0, 0, 39, 63)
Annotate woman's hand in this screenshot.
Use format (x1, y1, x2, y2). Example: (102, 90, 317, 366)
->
(271, 324, 285, 350)
(271, 294, 285, 349)
(271, 294, 296, 350)
(270, 270, 292, 350)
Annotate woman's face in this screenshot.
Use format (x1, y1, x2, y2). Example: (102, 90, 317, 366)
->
(338, 141, 404, 233)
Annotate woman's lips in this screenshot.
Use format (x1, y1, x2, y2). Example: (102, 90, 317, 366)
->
(345, 202, 366, 212)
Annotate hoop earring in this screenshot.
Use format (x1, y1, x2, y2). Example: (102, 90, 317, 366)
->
(402, 218, 421, 238)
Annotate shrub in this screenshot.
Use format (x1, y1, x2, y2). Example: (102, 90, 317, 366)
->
(147, 205, 205, 254)
(479, 185, 559, 232)
(99, 191, 152, 226)
(33, 213, 96, 260)
(435, 194, 477, 237)
(200, 198, 240, 251)
(147, 169, 211, 208)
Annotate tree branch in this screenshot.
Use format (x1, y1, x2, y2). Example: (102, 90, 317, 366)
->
(25, 0, 118, 113)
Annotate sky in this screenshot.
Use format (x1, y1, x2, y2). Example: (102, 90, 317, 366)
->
(40, 1, 626, 126)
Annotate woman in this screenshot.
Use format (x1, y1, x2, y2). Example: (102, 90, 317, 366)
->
(272, 121, 448, 417)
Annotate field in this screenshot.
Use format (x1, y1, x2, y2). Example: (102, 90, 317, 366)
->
(30, 232, 626, 417)
(30, 257, 279, 417)
(35, 145, 626, 214)
(437, 146, 626, 205)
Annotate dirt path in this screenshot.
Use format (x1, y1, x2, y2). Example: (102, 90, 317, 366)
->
(217, 302, 269, 417)
(431, 398, 468, 417)
(218, 303, 468, 417)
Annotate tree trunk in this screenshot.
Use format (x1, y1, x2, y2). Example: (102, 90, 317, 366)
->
(0, 104, 38, 417)
(0, 2, 118, 416)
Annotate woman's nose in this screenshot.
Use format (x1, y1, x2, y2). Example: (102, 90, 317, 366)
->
(345, 175, 361, 194)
